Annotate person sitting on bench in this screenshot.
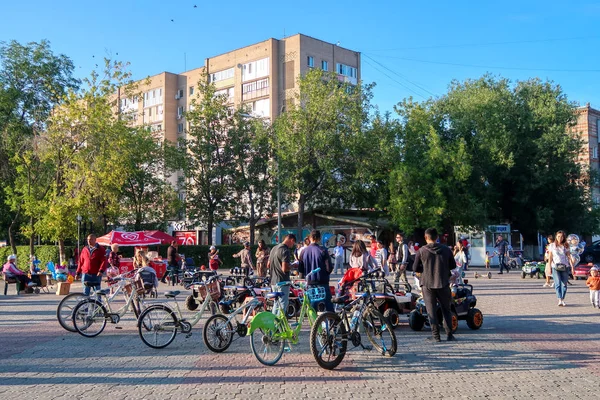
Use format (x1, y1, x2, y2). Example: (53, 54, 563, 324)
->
(3, 255, 36, 288)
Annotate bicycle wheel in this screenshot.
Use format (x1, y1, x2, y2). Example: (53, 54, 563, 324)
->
(72, 299, 107, 338)
(310, 311, 347, 370)
(250, 324, 285, 366)
(362, 309, 397, 357)
(203, 314, 234, 353)
(56, 292, 87, 332)
(138, 305, 178, 349)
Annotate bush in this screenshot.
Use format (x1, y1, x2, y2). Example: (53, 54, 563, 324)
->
(0, 245, 75, 272)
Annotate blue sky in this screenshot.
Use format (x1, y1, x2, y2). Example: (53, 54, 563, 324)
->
(3, 0, 600, 113)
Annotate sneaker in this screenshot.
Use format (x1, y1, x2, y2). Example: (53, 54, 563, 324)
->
(561, 301, 566, 306)
(426, 336, 441, 343)
(446, 334, 457, 342)
(284, 345, 292, 353)
(558, 299, 562, 306)
(498, 272, 503, 274)
(543, 283, 549, 287)
(567, 281, 573, 286)
(27, 282, 37, 287)
(551, 283, 555, 288)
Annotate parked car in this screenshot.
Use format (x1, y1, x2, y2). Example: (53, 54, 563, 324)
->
(580, 241, 600, 263)
(573, 263, 595, 280)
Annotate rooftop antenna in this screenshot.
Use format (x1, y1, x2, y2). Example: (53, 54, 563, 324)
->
(283, 28, 286, 39)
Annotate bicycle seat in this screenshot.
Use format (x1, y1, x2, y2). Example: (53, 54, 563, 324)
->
(332, 295, 349, 304)
(83, 281, 101, 287)
(164, 291, 181, 298)
(98, 289, 111, 296)
(276, 281, 291, 287)
(265, 292, 284, 300)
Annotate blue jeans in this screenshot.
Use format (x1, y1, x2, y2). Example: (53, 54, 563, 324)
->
(271, 284, 291, 317)
(552, 268, 570, 300)
(82, 274, 102, 296)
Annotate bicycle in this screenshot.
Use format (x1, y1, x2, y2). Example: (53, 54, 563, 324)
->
(309, 268, 397, 370)
(202, 281, 268, 353)
(71, 271, 149, 338)
(57, 271, 139, 332)
(136, 274, 221, 349)
(247, 268, 323, 366)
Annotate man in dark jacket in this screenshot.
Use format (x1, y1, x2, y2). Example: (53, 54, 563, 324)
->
(414, 228, 457, 342)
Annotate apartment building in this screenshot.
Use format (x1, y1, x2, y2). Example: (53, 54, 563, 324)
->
(116, 34, 361, 241)
(570, 103, 600, 203)
(119, 33, 360, 140)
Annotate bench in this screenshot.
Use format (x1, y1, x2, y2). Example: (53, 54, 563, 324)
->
(2, 272, 22, 295)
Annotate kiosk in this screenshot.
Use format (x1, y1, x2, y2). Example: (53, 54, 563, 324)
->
(454, 225, 523, 267)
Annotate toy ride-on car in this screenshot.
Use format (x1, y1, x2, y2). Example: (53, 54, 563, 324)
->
(522, 261, 545, 279)
(408, 283, 483, 332)
(573, 263, 595, 280)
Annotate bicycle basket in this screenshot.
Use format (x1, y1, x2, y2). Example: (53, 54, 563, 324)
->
(306, 286, 326, 302)
(197, 280, 221, 302)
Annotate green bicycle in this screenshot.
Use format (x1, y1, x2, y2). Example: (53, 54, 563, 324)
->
(248, 268, 323, 366)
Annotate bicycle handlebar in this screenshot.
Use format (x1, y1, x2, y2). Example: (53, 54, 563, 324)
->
(276, 267, 322, 288)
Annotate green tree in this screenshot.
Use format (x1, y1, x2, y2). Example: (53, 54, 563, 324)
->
(272, 69, 372, 239)
(35, 59, 139, 261)
(183, 73, 234, 245)
(120, 128, 181, 230)
(229, 112, 274, 244)
(0, 39, 78, 253)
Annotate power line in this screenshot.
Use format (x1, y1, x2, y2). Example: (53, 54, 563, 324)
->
(363, 54, 438, 97)
(369, 55, 600, 73)
(363, 35, 600, 52)
(362, 58, 429, 100)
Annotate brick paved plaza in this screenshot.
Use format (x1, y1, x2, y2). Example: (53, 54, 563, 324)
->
(1, 269, 599, 399)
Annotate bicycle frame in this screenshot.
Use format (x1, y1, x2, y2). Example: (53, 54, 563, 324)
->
(170, 289, 218, 328)
(248, 282, 318, 345)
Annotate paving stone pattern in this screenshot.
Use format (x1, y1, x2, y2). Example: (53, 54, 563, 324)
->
(1, 269, 599, 399)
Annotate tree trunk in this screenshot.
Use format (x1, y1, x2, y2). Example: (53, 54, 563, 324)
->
(207, 214, 214, 245)
(135, 211, 142, 231)
(249, 195, 255, 244)
(58, 239, 66, 265)
(297, 194, 305, 241)
(8, 208, 20, 255)
(29, 216, 35, 257)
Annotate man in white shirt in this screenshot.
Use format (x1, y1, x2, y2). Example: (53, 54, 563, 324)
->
(333, 241, 345, 274)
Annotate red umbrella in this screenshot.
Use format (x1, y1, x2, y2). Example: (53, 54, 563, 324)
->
(96, 231, 162, 246)
(144, 230, 176, 245)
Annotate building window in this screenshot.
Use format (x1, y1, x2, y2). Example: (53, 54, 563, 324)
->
(189, 86, 194, 96)
(242, 78, 269, 100)
(178, 123, 184, 133)
(336, 63, 357, 78)
(593, 146, 598, 159)
(307, 56, 314, 68)
(215, 87, 235, 103)
(321, 60, 328, 71)
(177, 106, 184, 118)
(176, 89, 184, 99)
(242, 57, 269, 82)
(210, 67, 235, 83)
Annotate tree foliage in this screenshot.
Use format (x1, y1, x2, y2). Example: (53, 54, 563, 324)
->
(389, 75, 599, 239)
(273, 69, 373, 238)
(183, 72, 235, 245)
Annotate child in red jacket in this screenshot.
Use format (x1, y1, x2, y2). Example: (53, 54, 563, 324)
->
(586, 266, 600, 308)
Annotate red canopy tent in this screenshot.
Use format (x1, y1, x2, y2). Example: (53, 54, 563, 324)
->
(144, 230, 176, 245)
(96, 231, 163, 247)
